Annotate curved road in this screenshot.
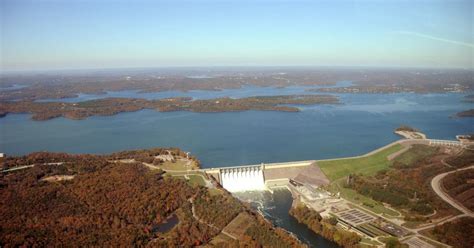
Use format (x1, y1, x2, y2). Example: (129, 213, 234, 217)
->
(430, 165, 474, 217)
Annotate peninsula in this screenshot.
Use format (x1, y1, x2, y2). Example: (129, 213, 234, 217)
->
(394, 125, 427, 139)
(0, 94, 339, 121)
(456, 109, 474, 118)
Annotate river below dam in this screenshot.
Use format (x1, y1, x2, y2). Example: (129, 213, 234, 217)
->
(235, 189, 339, 248)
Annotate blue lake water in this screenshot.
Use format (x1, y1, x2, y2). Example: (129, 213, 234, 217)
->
(0, 86, 473, 168)
(0, 84, 27, 91)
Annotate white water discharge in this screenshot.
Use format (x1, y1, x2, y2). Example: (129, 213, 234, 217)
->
(220, 165, 266, 192)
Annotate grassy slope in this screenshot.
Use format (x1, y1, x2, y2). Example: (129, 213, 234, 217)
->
(318, 143, 403, 216)
(318, 144, 403, 181)
(393, 144, 438, 167)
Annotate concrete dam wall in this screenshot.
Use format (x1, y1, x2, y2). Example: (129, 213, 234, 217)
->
(220, 165, 266, 192)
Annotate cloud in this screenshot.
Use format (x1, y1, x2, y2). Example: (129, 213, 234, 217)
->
(394, 31, 474, 48)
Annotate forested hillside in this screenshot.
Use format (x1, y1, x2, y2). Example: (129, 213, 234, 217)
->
(0, 149, 304, 247)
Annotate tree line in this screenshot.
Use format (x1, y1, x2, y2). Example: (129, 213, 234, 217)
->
(289, 203, 361, 247)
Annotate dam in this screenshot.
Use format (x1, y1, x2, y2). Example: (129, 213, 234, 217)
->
(220, 164, 266, 192)
(203, 160, 330, 192)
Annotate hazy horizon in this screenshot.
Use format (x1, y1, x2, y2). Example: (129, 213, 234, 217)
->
(2, 65, 474, 75)
(2, 0, 473, 71)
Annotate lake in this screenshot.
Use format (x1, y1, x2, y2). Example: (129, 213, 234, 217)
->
(0, 86, 472, 167)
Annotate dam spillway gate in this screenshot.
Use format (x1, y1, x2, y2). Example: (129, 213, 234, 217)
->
(219, 164, 266, 192)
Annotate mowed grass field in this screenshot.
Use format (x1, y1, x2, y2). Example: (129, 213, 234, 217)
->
(159, 160, 190, 170)
(187, 174, 206, 187)
(318, 143, 403, 181)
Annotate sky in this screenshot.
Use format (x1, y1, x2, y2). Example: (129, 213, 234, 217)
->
(1, 0, 473, 71)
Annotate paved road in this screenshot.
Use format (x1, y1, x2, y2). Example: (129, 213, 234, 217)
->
(1, 162, 64, 173)
(430, 165, 474, 217)
(411, 214, 468, 232)
(404, 165, 474, 235)
(1, 164, 35, 172)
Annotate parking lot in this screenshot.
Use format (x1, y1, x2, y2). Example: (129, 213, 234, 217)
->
(336, 208, 376, 226)
(403, 237, 434, 248)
